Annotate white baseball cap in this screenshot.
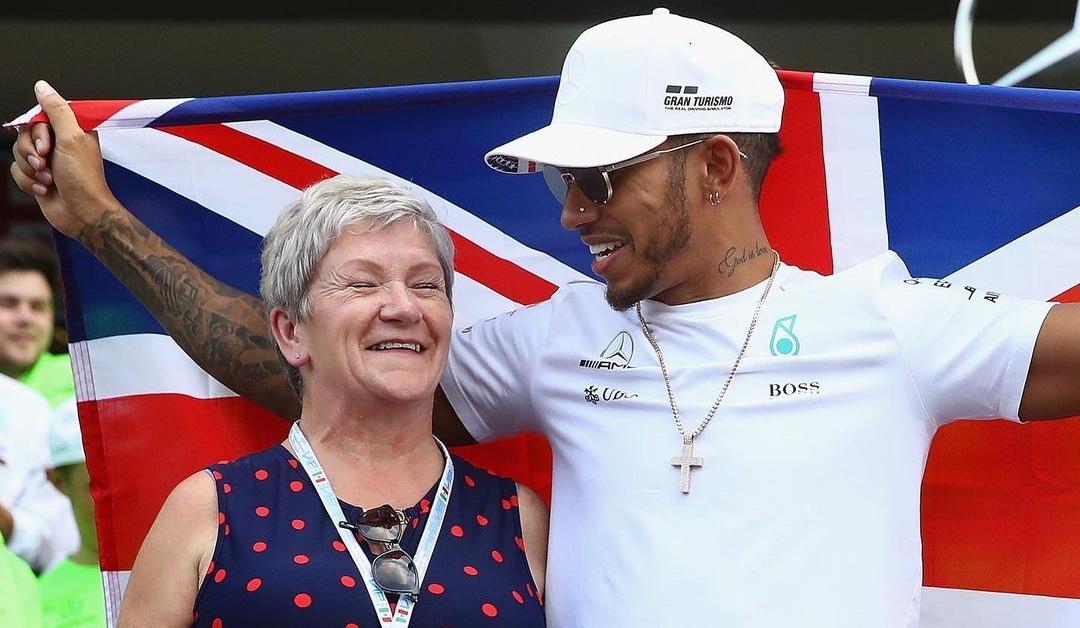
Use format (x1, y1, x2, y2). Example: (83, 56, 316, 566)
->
(48, 397, 86, 468)
(485, 8, 784, 173)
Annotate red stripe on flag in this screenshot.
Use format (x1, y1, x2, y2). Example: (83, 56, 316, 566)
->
(161, 123, 557, 305)
(760, 72, 833, 275)
(25, 100, 139, 131)
(922, 282, 1080, 597)
(83, 393, 552, 571)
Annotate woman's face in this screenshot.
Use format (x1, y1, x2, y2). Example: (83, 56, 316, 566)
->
(296, 220, 452, 406)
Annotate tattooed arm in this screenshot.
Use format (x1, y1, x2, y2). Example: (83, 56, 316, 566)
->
(10, 81, 299, 419)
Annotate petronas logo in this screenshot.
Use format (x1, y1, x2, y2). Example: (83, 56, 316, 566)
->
(769, 314, 801, 357)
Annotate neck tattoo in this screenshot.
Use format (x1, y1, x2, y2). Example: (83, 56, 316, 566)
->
(636, 250, 781, 493)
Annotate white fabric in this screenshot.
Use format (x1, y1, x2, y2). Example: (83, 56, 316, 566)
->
(441, 251, 1054, 628)
(48, 397, 85, 468)
(0, 375, 79, 573)
(484, 8, 784, 172)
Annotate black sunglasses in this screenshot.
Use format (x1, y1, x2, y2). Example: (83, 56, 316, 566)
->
(543, 138, 748, 205)
(342, 504, 420, 598)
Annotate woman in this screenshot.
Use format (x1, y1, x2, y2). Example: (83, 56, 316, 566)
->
(118, 175, 548, 627)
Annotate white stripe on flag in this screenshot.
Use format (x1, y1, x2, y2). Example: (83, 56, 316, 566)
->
(102, 569, 130, 628)
(74, 335, 237, 402)
(922, 586, 1080, 627)
(945, 205, 1080, 300)
(99, 128, 299, 236)
(813, 72, 874, 96)
(95, 98, 193, 130)
(817, 75, 889, 272)
(226, 120, 590, 288)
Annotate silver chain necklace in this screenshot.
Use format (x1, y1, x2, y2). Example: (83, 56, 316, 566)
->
(635, 251, 781, 493)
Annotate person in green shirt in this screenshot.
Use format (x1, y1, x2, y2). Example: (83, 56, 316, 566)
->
(39, 397, 105, 628)
(0, 237, 75, 408)
(0, 534, 43, 628)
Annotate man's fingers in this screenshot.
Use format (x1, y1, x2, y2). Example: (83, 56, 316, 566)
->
(34, 80, 80, 138)
(9, 161, 42, 195)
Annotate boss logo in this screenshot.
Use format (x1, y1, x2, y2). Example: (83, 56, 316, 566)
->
(768, 382, 821, 397)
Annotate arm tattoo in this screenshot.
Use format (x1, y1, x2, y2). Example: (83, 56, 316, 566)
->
(77, 210, 300, 418)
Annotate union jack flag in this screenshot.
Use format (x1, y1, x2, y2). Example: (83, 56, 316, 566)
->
(10, 70, 1080, 626)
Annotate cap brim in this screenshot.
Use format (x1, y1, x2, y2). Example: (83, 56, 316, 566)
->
(485, 123, 666, 174)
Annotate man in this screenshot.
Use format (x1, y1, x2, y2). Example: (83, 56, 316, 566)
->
(0, 237, 75, 408)
(10, 9, 1080, 627)
(0, 374, 79, 573)
(38, 397, 106, 628)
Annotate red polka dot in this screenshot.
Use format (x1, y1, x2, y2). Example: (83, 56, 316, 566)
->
(288, 459, 298, 468)
(346, 624, 360, 628)
(213, 568, 227, 583)
(289, 480, 304, 493)
(223, 483, 232, 494)
(212, 470, 223, 480)
(246, 578, 262, 592)
(294, 593, 312, 608)
(464, 475, 475, 487)
(224, 524, 231, 536)
(420, 499, 431, 513)
(515, 536, 525, 551)
(206, 561, 215, 575)
(212, 619, 223, 628)
(254, 469, 269, 480)
(332, 540, 346, 552)
(340, 575, 356, 588)
(482, 603, 498, 617)
(501, 498, 512, 510)
(293, 554, 310, 565)
(526, 582, 535, 597)
(463, 565, 478, 576)
(450, 525, 464, 537)
(291, 518, 306, 530)
(255, 506, 270, 517)
(476, 514, 489, 526)
(512, 590, 524, 604)
(252, 541, 267, 553)
(411, 517, 419, 529)
(427, 583, 445, 595)
(491, 550, 504, 563)
(217, 512, 225, 524)
(510, 494, 519, 507)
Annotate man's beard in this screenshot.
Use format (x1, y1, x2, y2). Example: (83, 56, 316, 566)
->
(604, 167, 691, 311)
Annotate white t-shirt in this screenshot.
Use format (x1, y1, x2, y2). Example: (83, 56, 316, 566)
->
(0, 374, 79, 573)
(441, 251, 1054, 628)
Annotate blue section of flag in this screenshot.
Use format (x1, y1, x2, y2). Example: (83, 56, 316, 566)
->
(63, 162, 263, 343)
(273, 82, 592, 276)
(878, 94, 1080, 279)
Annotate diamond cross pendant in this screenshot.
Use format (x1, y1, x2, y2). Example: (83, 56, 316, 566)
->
(671, 435, 703, 494)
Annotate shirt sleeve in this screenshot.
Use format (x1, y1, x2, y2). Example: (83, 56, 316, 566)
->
(441, 298, 556, 443)
(7, 472, 78, 574)
(877, 257, 1054, 426)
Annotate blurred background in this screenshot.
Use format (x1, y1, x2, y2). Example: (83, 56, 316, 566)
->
(3, 0, 1080, 239)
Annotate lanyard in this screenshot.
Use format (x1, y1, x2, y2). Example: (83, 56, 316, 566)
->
(288, 421, 454, 626)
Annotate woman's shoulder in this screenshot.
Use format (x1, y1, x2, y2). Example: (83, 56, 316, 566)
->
(206, 444, 295, 480)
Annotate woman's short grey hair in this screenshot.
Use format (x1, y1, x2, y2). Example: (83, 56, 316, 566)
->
(259, 174, 455, 396)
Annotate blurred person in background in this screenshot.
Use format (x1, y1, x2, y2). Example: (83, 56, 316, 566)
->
(0, 237, 75, 408)
(39, 396, 106, 628)
(0, 531, 43, 628)
(0, 373, 79, 573)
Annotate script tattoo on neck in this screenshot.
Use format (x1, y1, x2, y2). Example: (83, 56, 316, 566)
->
(718, 242, 770, 277)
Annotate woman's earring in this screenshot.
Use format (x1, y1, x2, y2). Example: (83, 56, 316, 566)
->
(707, 191, 722, 206)
(578, 207, 586, 213)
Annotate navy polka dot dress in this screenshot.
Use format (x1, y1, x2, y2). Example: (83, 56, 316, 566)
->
(192, 445, 545, 627)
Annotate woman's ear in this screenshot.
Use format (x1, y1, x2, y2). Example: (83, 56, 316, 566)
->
(269, 306, 308, 367)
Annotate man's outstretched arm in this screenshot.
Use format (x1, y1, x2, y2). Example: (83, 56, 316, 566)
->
(10, 81, 299, 419)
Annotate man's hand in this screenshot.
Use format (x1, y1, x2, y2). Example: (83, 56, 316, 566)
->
(9, 80, 120, 239)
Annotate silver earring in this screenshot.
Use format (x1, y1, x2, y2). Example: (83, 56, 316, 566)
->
(707, 191, 722, 206)
(578, 207, 586, 213)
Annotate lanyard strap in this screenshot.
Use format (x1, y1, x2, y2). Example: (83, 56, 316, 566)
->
(288, 421, 454, 626)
